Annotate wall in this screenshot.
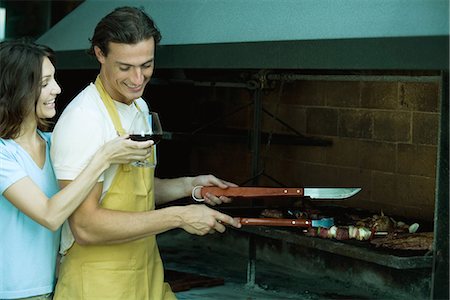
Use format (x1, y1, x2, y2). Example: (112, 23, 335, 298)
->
(50, 69, 440, 222)
(182, 74, 440, 222)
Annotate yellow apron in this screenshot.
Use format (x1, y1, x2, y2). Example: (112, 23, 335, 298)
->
(54, 77, 176, 300)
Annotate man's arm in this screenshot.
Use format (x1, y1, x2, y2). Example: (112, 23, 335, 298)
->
(154, 175, 237, 206)
(62, 180, 241, 245)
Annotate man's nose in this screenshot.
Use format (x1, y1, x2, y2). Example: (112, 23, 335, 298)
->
(130, 67, 144, 85)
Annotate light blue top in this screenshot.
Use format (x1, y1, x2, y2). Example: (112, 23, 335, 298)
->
(0, 131, 61, 299)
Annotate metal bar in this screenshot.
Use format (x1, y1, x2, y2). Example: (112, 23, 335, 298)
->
(149, 78, 255, 89)
(262, 107, 304, 136)
(151, 74, 442, 90)
(190, 102, 252, 135)
(166, 79, 253, 89)
(151, 74, 442, 88)
(251, 87, 263, 183)
(151, 74, 443, 91)
(246, 87, 263, 287)
(262, 107, 332, 146)
(431, 71, 449, 300)
(241, 226, 433, 270)
(267, 74, 442, 83)
(163, 130, 331, 146)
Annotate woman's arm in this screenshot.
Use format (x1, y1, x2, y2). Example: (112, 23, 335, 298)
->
(3, 136, 152, 231)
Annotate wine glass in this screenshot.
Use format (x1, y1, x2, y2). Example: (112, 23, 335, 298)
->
(129, 111, 163, 167)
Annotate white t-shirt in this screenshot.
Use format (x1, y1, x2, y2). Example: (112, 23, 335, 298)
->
(51, 82, 149, 254)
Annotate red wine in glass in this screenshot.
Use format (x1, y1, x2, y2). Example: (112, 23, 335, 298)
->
(129, 133, 163, 144)
(129, 111, 163, 167)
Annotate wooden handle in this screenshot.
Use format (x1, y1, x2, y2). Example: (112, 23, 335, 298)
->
(200, 187, 304, 198)
(237, 217, 311, 227)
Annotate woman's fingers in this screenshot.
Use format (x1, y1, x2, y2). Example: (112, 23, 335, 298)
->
(105, 138, 154, 164)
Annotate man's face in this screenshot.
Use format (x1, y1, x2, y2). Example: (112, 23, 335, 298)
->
(95, 38, 155, 104)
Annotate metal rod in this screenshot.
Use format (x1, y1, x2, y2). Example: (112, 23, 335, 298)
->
(430, 71, 449, 300)
(150, 78, 253, 89)
(241, 226, 433, 270)
(191, 81, 253, 89)
(191, 102, 252, 135)
(251, 89, 263, 179)
(152, 73, 441, 90)
(246, 87, 263, 287)
(267, 73, 441, 83)
(263, 107, 304, 137)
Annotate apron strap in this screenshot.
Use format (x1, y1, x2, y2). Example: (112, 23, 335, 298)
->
(94, 76, 143, 135)
(94, 76, 138, 172)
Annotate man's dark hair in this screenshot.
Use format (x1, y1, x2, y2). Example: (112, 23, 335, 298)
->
(88, 6, 162, 57)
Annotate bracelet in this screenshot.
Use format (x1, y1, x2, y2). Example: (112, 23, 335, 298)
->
(191, 185, 204, 202)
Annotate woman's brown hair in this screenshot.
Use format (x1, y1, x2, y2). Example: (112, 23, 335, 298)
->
(0, 39, 55, 139)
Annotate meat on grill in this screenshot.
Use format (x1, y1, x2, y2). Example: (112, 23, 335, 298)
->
(306, 225, 372, 241)
(370, 232, 433, 251)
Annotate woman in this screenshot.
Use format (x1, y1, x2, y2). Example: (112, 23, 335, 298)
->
(0, 39, 153, 299)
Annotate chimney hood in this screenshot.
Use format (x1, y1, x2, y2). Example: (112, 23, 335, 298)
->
(37, 0, 449, 70)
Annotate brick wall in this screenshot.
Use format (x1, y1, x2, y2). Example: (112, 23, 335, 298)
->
(185, 77, 440, 222)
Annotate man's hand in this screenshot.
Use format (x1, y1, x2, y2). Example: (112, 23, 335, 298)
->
(190, 174, 238, 206)
(179, 204, 241, 235)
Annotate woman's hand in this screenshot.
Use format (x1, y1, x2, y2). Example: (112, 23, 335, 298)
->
(97, 134, 153, 166)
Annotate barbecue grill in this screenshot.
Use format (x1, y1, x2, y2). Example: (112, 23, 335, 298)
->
(35, 1, 449, 298)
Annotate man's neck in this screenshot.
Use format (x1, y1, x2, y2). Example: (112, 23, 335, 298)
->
(98, 73, 133, 105)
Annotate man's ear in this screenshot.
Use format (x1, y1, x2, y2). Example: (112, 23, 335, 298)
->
(94, 46, 106, 63)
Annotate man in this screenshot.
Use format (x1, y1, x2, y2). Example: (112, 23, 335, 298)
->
(51, 7, 241, 300)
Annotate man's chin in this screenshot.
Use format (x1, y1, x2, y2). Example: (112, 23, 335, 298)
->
(131, 92, 144, 101)
(127, 87, 145, 96)
(119, 91, 142, 102)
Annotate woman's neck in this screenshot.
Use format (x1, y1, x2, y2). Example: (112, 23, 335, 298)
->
(14, 117, 46, 168)
(14, 116, 40, 145)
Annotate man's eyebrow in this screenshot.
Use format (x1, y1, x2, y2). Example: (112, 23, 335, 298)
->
(116, 59, 154, 67)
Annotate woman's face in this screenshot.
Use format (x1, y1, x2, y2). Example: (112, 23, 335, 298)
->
(35, 57, 61, 119)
